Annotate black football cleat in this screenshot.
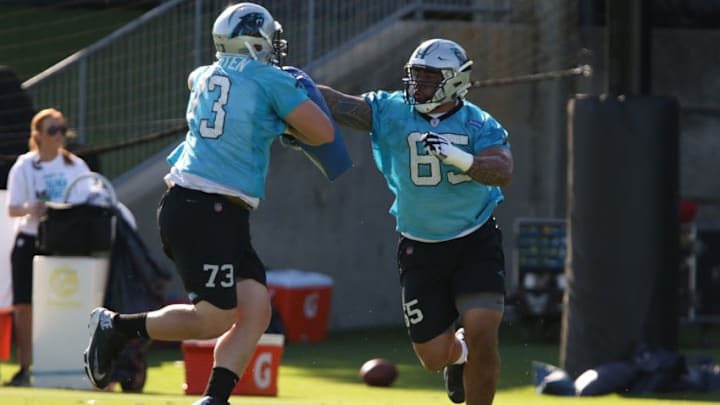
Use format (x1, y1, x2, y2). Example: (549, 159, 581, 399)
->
(3, 368, 31, 387)
(192, 396, 230, 405)
(443, 328, 466, 403)
(444, 364, 465, 403)
(83, 307, 127, 389)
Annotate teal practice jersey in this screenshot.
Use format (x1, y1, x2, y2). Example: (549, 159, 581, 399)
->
(364, 90, 510, 241)
(168, 55, 307, 199)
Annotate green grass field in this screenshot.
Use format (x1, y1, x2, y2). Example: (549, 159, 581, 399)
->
(1, 323, 719, 405)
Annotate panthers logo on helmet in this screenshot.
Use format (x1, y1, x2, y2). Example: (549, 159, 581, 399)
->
(414, 42, 437, 59)
(231, 12, 265, 38)
(212, 2, 287, 64)
(450, 46, 468, 64)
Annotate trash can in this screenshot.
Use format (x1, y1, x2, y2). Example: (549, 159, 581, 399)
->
(182, 334, 285, 396)
(32, 256, 109, 389)
(266, 270, 333, 342)
(31, 172, 116, 389)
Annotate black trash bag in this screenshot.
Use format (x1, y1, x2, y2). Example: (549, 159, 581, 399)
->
(266, 305, 285, 335)
(103, 209, 172, 313)
(630, 342, 689, 393)
(705, 365, 720, 392)
(111, 338, 151, 393)
(103, 209, 173, 392)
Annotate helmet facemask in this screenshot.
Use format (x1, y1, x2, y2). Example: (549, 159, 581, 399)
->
(403, 67, 445, 113)
(269, 28, 288, 65)
(237, 20, 287, 65)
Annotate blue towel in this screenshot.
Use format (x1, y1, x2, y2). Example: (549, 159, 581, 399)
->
(280, 66, 353, 181)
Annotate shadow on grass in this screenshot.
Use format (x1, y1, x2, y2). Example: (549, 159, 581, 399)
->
(619, 392, 720, 402)
(276, 323, 559, 391)
(140, 323, 568, 391)
(139, 321, 720, 400)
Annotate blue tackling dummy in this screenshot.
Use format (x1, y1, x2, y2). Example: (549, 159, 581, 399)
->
(280, 66, 353, 180)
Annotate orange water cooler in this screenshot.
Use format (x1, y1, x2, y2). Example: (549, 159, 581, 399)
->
(266, 270, 333, 342)
(0, 308, 11, 361)
(181, 333, 284, 396)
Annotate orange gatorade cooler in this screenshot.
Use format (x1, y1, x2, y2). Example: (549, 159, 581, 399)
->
(182, 334, 285, 396)
(266, 270, 333, 342)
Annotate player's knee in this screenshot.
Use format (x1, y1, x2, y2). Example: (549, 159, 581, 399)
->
(236, 299, 272, 331)
(236, 283, 272, 321)
(465, 328, 498, 360)
(466, 326, 497, 345)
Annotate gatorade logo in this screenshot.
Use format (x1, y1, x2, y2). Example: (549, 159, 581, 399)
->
(253, 352, 273, 389)
(49, 266, 79, 298)
(304, 292, 319, 319)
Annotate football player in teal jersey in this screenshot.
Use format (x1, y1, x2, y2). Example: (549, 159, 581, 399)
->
(319, 38, 512, 405)
(83, 4, 334, 405)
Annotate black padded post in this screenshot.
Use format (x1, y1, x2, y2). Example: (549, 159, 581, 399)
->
(560, 95, 680, 378)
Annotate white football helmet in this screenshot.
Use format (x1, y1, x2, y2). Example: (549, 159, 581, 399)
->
(403, 39, 473, 113)
(212, 2, 287, 65)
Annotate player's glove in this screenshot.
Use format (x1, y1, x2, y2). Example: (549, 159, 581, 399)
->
(279, 133, 302, 151)
(421, 132, 474, 172)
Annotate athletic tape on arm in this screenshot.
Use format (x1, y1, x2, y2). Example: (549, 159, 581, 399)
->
(281, 66, 353, 181)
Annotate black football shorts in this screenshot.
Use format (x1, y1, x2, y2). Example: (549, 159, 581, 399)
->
(11, 233, 37, 305)
(157, 185, 266, 310)
(397, 217, 506, 343)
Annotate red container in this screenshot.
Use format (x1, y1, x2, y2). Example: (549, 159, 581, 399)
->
(0, 310, 11, 360)
(181, 334, 284, 397)
(266, 270, 333, 342)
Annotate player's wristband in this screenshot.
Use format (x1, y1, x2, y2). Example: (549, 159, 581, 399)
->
(443, 146, 474, 172)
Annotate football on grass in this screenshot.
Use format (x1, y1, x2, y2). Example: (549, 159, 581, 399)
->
(359, 358, 398, 387)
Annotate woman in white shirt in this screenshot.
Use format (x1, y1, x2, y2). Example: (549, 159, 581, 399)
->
(4, 108, 90, 386)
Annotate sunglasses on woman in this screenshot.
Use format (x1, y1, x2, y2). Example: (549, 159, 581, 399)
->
(45, 126, 67, 136)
